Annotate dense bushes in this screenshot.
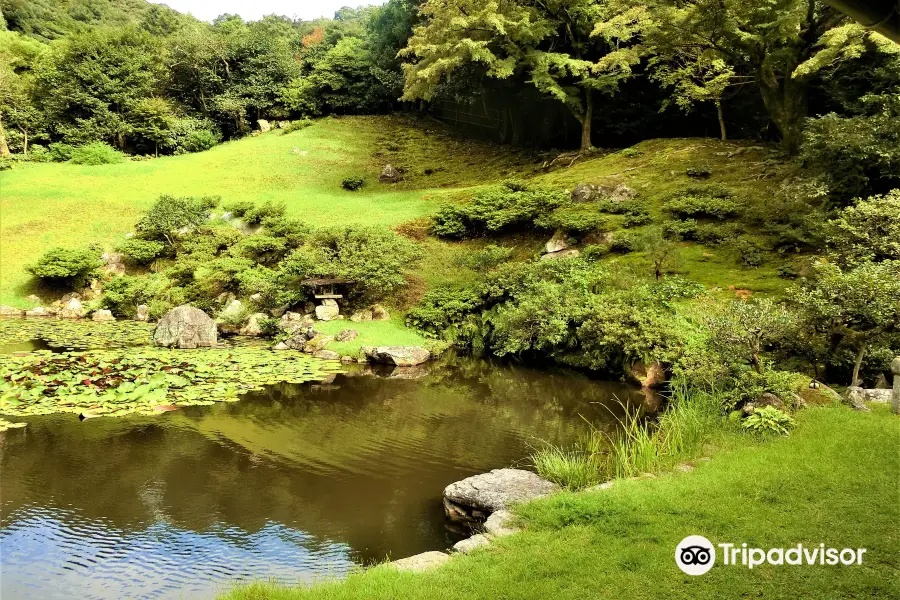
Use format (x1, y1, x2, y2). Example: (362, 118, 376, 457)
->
(117, 239, 166, 265)
(27, 247, 101, 288)
(136, 195, 216, 246)
(432, 180, 568, 238)
(663, 188, 740, 219)
(826, 190, 900, 266)
(67, 142, 126, 165)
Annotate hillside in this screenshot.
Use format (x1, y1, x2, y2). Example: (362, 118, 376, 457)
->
(0, 115, 801, 309)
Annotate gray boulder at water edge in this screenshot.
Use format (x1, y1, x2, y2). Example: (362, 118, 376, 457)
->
(153, 305, 217, 349)
(443, 468, 559, 522)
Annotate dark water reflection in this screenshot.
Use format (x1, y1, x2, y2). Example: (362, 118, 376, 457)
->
(1, 353, 653, 599)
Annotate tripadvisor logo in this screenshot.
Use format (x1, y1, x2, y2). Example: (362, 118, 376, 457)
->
(675, 535, 868, 575)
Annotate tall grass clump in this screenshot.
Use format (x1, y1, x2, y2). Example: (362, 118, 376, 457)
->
(532, 389, 723, 488)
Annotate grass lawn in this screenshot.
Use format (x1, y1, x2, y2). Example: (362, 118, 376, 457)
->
(221, 404, 899, 600)
(313, 318, 431, 357)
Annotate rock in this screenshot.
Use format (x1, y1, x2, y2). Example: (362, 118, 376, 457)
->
(847, 387, 892, 404)
(240, 313, 268, 336)
(101, 252, 126, 276)
(125, 232, 135, 239)
(453, 534, 491, 554)
(0, 305, 24, 317)
(135, 304, 150, 322)
(303, 334, 334, 353)
(340, 356, 356, 364)
(322, 298, 338, 307)
(351, 309, 373, 322)
(362, 346, 430, 366)
(278, 312, 313, 334)
(25, 294, 42, 305)
(606, 183, 637, 203)
(540, 248, 580, 261)
(335, 328, 358, 342)
(92, 309, 115, 322)
(59, 297, 86, 319)
(277, 120, 290, 129)
(390, 551, 449, 573)
(379, 164, 403, 184)
(313, 350, 341, 360)
(484, 510, 518, 538)
(219, 299, 244, 320)
(272, 342, 290, 351)
(60, 292, 82, 303)
(545, 230, 569, 253)
(152, 305, 217, 349)
(89, 279, 104, 298)
(443, 468, 559, 522)
(315, 304, 340, 321)
(571, 183, 597, 203)
(282, 325, 318, 350)
(742, 392, 785, 415)
(25, 306, 52, 318)
(257, 119, 271, 132)
(628, 361, 666, 388)
(249, 293, 262, 303)
(371, 304, 390, 321)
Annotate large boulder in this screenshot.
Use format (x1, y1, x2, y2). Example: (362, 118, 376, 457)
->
(303, 334, 334, 353)
(379, 164, 403, 184)
(257, 119, 271, 132)
(362, 346, 430, 366)
(25, 306, 52, 318)
(443, 468, 559, 522)
(153, 305, 217, 349)
(92, 309, 115, 322)
(336, 328, 358, 342)
(390, 551, 449, 573)
(279, 311, 314, 334)
(315, 303, 340, 321)
(59, 297, 86, 319)
(135, 304, 150, 322)
(101, 252, 126, 276)
(540, 248, 580, 261)
(846, 387, 892, 404)
(350, 309, 373, 322)
(371, 304, 390, 321)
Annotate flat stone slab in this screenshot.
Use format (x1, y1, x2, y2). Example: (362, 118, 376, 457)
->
(390, 551, 450, 572)
(847, 387, 892, 403)
(362, 346, 431, 366)
(444, 468, 559, 522)
(452, 534, 491, 554)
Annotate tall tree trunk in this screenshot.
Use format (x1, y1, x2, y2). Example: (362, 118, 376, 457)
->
(21, 129, 28, 156)
(757, 68, 808, 154)
(716, 101, 727, 141)
(851, 342, 866, 387)
(0, 116, 10, 157)
(579, 89, 593, 152)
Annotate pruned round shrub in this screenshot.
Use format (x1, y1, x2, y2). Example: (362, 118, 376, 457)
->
(535, 205, 607, 234)
(136, 195, 211, 245)
(68, 142, 126, 165)
(27, 247, 102, 288)
(232, 235, 288, 265)
(243, 200, 286, 225)
(342, 176, 365, 191)
(49, 143, 75, 162)
(457, 245, 514, 271)
(282, 119, 313, 134)
(664, 194, 739, 220)
(117, 239, 165, 265)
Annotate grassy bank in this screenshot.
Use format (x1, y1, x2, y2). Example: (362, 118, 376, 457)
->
(221, 404, 899, 599)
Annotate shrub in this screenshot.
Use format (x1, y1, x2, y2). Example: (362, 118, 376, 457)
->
(243, 201, 286, 225)
(282, 119, 313, 134)
(195, 257, 254, 295)
(742, 406, 796, 436)
(826, 190, 900, 266)
(49, 143, 75, 162)
(117, 239, 165, 265)
(406, 285, 484, 337)
(620, 147, 642, 158)
(68, 142, 126, 165)
(261, 216, 312, 247)
(232, 235, 288, 265)
(27, 145, 53, 163)
(27, 247, 101, 288)
(136, 195, 212, 246)
(664, 194, 739, 220)
(102, 274, 169, 317)
(535, 205, 607, 234)
(179, 225, 243, 258)
(0, 157, 12, 171)
(169, 118, 221, 154)
(342, 176, 365, 191)
(223, 200, 254, 218)
(235, 266, 280, 308)
(431, 180, 568, 239)
(686, 164, 712, 179)
(581, 244, 610, 261)
(610, 233, 639, 253)
(736, 238, 764, 267)
(457, 244, 513, 271)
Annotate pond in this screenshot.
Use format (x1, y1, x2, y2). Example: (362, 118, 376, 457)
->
(1, 342, 654, 599)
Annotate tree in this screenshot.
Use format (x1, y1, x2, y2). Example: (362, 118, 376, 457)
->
(706, 298, 795, 374)
(130, 97, 176, 157)
(0, 30, 44, 156)
(643, 227, 680, 281)
(826, 190, 900, 267)
(649, 0, 847, 153)
(136, 195, 212, 249)
(790, 261, 900, 385)
(400, 0, 651, 151)
(33, 27, 164, 149)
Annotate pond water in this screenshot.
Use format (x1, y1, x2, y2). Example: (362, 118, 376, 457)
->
(1, 348, 654, 600)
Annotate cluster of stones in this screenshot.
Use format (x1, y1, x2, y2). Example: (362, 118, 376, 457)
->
(0, 295, 146, 324)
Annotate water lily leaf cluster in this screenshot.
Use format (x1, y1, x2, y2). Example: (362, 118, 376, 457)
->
(0, 319, 154, 350)
(0, 346, 342, 419)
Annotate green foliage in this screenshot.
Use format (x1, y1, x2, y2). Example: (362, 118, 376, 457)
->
(67, 142, 126, 165)
(26, 246, 100, 288)
(742, 406, 796, 436)
(116, 238, 165, 266)
(281, 119, 313, 134)
(243, 200, 285, 225)
(102, 274, 169, 317)
(535, 205, 607, 235)
(664, 192, 739, 219)
(686, 164, 712, 179)
(610, 232, 639, 253)
(168, 117, 221, 154)
(826, 190, 900, 266)
(232, 235, 288, 266)
(260, 216, 312, 247)
(457, 244, 514, 271)
(406, 285, 484, 337)
(235, 266, 280, 308)
(736, 238, 764, 267)
(48, 142, 75, 161)
(432, 181, 568, 239)
(342, 176, 365, 191)
(135, 195, 212, 246)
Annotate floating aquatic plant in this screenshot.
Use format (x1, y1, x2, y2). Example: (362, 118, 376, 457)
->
(0, 318, 154, 350)
(0, 345, 342, 420)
